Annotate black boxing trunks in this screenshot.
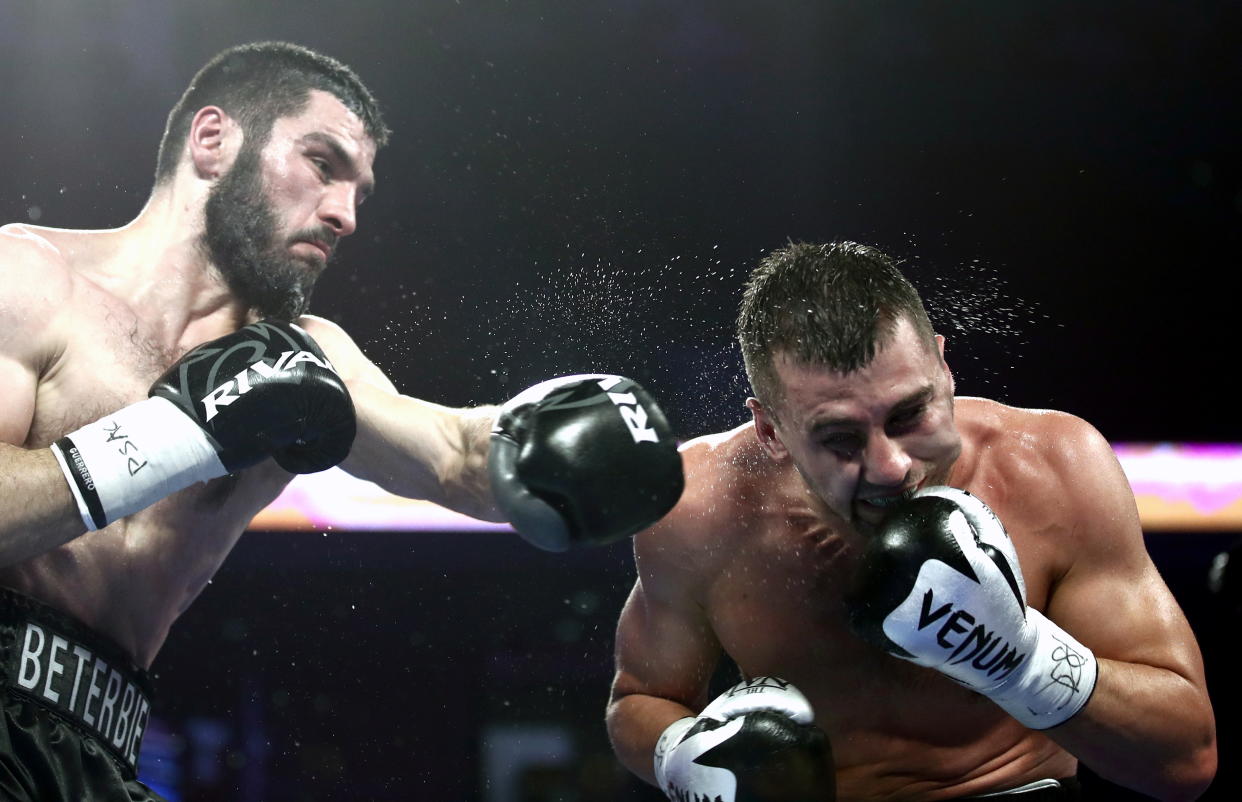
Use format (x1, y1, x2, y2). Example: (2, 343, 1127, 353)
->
(961, 776, 1082, 799)
(0, 586, 166, 802)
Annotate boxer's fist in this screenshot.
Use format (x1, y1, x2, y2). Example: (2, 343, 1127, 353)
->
(51, 320, 355, 530)
(148, 320, 355, 474)
(655, 678, 835, 802)
(488, 374, 683, 551)
(845, 486, 1097, 729)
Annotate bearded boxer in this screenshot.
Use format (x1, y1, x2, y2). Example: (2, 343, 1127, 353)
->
(606, 242, 1217, 801)
(0, 43, 682, 801)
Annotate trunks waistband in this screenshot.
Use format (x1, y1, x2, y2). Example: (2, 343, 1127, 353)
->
(0, 586, 153, 774)
(962, 776, 1081, 799)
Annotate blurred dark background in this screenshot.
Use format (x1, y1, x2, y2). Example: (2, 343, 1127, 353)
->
(2, 1, 1238, 799)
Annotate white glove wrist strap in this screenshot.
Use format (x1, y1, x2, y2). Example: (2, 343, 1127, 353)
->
(991, 607, 1098, 729)
(51, 397, 227, 531)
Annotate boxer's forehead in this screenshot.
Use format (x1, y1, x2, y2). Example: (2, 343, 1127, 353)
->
(773, 318, 944, 431)
(267, 90, 377, 191)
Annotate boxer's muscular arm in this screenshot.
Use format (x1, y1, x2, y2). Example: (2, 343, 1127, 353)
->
(1037, 415, 1216, 800)
(298, 316, 502, 522)
(0, 395, 86, 565)
(0, 250, 90, 565)
(607, 516, 723, 785)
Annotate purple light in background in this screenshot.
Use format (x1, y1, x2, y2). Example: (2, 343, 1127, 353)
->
(1114, 443, 1242, 516)
(251, 443, 1242, 532)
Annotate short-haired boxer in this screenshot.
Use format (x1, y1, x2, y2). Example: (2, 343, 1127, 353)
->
(0, 43, 682, 800)
(606, 242, 1217, 801)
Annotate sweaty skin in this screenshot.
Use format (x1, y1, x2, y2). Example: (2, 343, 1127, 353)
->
(0, 91, 497, 669)
(608, 328, 1215, 800)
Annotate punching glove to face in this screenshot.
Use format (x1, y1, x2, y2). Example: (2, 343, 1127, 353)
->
(50, 320, 355, 531)
(845, 486, 1098, 729)
(488, 374, 684, 551)
(654, 677, 835, 802)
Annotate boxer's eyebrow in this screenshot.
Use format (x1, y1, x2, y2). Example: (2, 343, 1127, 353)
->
(302, 132, 376, 200)
(806, 385, 934, 434)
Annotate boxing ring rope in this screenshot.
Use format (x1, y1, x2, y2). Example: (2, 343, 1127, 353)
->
(247, 442, 1242, 533)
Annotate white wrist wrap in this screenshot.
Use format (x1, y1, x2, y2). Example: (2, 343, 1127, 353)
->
(50, 397, 227, 531)
(991, 607, 1098, 729)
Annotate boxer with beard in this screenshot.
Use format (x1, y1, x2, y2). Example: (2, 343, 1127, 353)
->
(0, 42, 683, 801)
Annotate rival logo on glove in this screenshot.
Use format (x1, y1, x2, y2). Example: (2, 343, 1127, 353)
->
(201, 350, 338, 422)
(596, 377, 659, 444)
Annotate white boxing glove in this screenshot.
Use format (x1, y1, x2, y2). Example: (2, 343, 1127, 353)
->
(654, 677, 834, 801)
(846, 486, 1098, 729)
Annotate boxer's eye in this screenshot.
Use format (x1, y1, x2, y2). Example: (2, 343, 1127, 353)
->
(888, 404, 925, 432)
(309, 157, 332, 181)
(820, 434, 860, 457)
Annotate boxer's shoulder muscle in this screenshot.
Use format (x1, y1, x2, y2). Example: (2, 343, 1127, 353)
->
(659, 424, 766, 536)
(955, 397, 1126, 594)
(0, 225, 76, 445)
(956, 397, 1110, 501)
(635, 423, 768, 594)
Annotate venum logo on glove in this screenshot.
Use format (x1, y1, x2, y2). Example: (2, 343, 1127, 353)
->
(201, 350, 338, 421)
(916, 586, 1027, 682)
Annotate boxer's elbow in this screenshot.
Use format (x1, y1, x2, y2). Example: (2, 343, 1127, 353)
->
(605, 692, 660, 786)
(1133, 735, 1217, 802)
(1166, 737, 1217, 801)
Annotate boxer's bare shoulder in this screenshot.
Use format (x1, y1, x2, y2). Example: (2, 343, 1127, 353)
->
(955, 396, 1114, 494)
(647, 424, 773, 535)
(0, 224, 75, 336)
(634, 422, 789, 594)
(952, 396, 1133, 602)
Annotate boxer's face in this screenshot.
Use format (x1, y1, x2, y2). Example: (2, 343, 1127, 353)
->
(750, 317, 961, 534)
(204, 90, 376, 320)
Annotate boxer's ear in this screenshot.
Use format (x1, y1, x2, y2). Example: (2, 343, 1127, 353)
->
(934, 333, 955, 396)
(747, 398, 789, 461)
(188, 106, 241, 179)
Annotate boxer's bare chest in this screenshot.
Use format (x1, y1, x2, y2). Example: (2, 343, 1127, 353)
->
(703, 484, 1055, 756)
(3, 284, 290, 664)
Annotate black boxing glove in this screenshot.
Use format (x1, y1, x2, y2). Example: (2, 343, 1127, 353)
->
(845, 486, 1097, 729)
(654, 678, 835, 802)
(487, 374, 684, 551)
(51, 320, 355, 530)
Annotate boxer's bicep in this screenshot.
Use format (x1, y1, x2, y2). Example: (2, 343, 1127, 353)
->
(0, 247, 86, 557)
(0, 351, 37, 446)
(297, 314, 498, 517)
(0, 243, 62, 445)
(1044, 421, 1205, 683)
(612, 576, 721, 709)
(609, 570, 722, 783)
(1036, 419, 1215, 795)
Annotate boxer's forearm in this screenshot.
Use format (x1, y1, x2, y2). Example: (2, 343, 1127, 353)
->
(342, 382, 502, 521)
(0, 444, 89, 566)
(1048, 658, 1216, 801)
(606, 692, 695, 786)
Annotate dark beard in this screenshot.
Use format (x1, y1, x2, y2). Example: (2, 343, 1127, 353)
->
(202, 145, 324, 321)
